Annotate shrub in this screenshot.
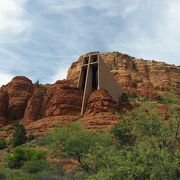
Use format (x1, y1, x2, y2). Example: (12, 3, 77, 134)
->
(156, 89, 179, 105)
(112, 121, 134, 145)
(12, 123, 27, 148)
(38, 108, 179, 179)
(27, 133, 36, 142)
(5, 146, 46, 169)
(0, 139, 6, 149)
(81, 102, 180, 179)
(41, 123, 112, 173)
(121, 92, 136, 102)
(121, 92, 130, 102)
(22, 160, 50, 174)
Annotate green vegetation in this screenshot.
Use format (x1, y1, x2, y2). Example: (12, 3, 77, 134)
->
(157, 89, 180, 105)
(0, 91, 179, 179)
(112, 120, 134, 146)
(121, 92, 137, 102)
(0, 146, 73, 179)
(121, 92, 131, 101)
(0, 139, 6, 150)
(38, 100, 179, 179)
(27, 133, 36, 142)
(5, 146, 46, 169)
(22, 160, 50, 174)
(12, 123, 27, 148)
(40, 123, 112, 174)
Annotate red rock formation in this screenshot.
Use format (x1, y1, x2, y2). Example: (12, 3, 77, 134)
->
(23, 86, 44, 121)
(2, 76, 34, 121)
(80, 112, 119, 131)
(42, 80, 83, 117)
(25, 115, 79, 138)
(23, 80, 83, 122)
(0, 90, 8, 118)
(85, 89, 119, 115)
(0, 77, 83, 126)
(67, 52, 180, 97)
(0, 52, 179, 131)
(0, 90, 9, 127)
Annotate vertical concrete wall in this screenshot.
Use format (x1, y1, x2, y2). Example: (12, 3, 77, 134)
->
(81, 63, 93, 115)
(99, 57, 122, 103)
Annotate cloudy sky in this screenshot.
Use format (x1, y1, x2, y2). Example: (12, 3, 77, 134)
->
(0, 0, 180, 86)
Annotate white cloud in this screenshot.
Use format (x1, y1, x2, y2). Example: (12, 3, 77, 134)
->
(50, 55, 79, 83)
(51, 66, 68, 83)
(0, 0, 31, 41)
(0, 71, 13, 87)
(0, 0, 31, 86)
(106, 0, 180, 65)
(0, 0, 179, 87)
(0, 47, 26, 72)
(42, 0, 143, 18)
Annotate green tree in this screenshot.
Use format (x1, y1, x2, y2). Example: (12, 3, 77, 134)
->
(41, 123, 112, 173)
(12, 123, 27, 148)
(112, 120, 134, 146)
(39, 99, 180, 179)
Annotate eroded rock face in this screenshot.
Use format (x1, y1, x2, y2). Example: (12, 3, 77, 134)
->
(0, 52, 179, 127)
(0, 90, 8, 118)
(85, 89, 119, 115)
(67, 52, 180, 97)
(23, 86, 44, 121)
(0, 90, 9, 127)
(3, 76, 34, 121)
(42, 80, 83, 117)
(23, 80, 83, 121)
(0, 77, 83, 125)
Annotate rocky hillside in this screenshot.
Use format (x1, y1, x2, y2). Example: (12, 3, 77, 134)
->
(0, 77, 82, 127)
(0, 52, 179, 137)
(67, 52, 180, 98)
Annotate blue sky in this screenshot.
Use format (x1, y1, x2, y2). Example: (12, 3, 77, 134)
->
(0, 0, 180, 86)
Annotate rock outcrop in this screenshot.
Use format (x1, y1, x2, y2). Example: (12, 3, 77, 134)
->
(0, 52, 179, 130)
(2, 76, 34, 121)
(85, 89, 119, 115)
(67, 52, 180, 97)
(42, 80, 82, 117)
(0, 90, 8, 127)
(0, 77, 83, 125)
(23, 80, 83, 122)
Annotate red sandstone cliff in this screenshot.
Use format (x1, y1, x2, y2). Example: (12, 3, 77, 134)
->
(0, 77, 82, 126)
(67, 52, 180, 98)
(0, 52, 179, 132)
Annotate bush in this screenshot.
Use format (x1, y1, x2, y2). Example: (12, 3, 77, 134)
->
(157, 89, 179, 105)
(12, 123, 27, 147)
(112, 121, 134, 146)
(27, 133, 36, 142)
(0, 139, 6, 149)
(81, 102, 180, 179)
(121, 92, 136, 102)
(22, 160, 50, 174)
(5, 146, 46, 169)
(2, 99, 179, 179)
(121, 92, 130, 101)
(41, 123, 112, 173)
